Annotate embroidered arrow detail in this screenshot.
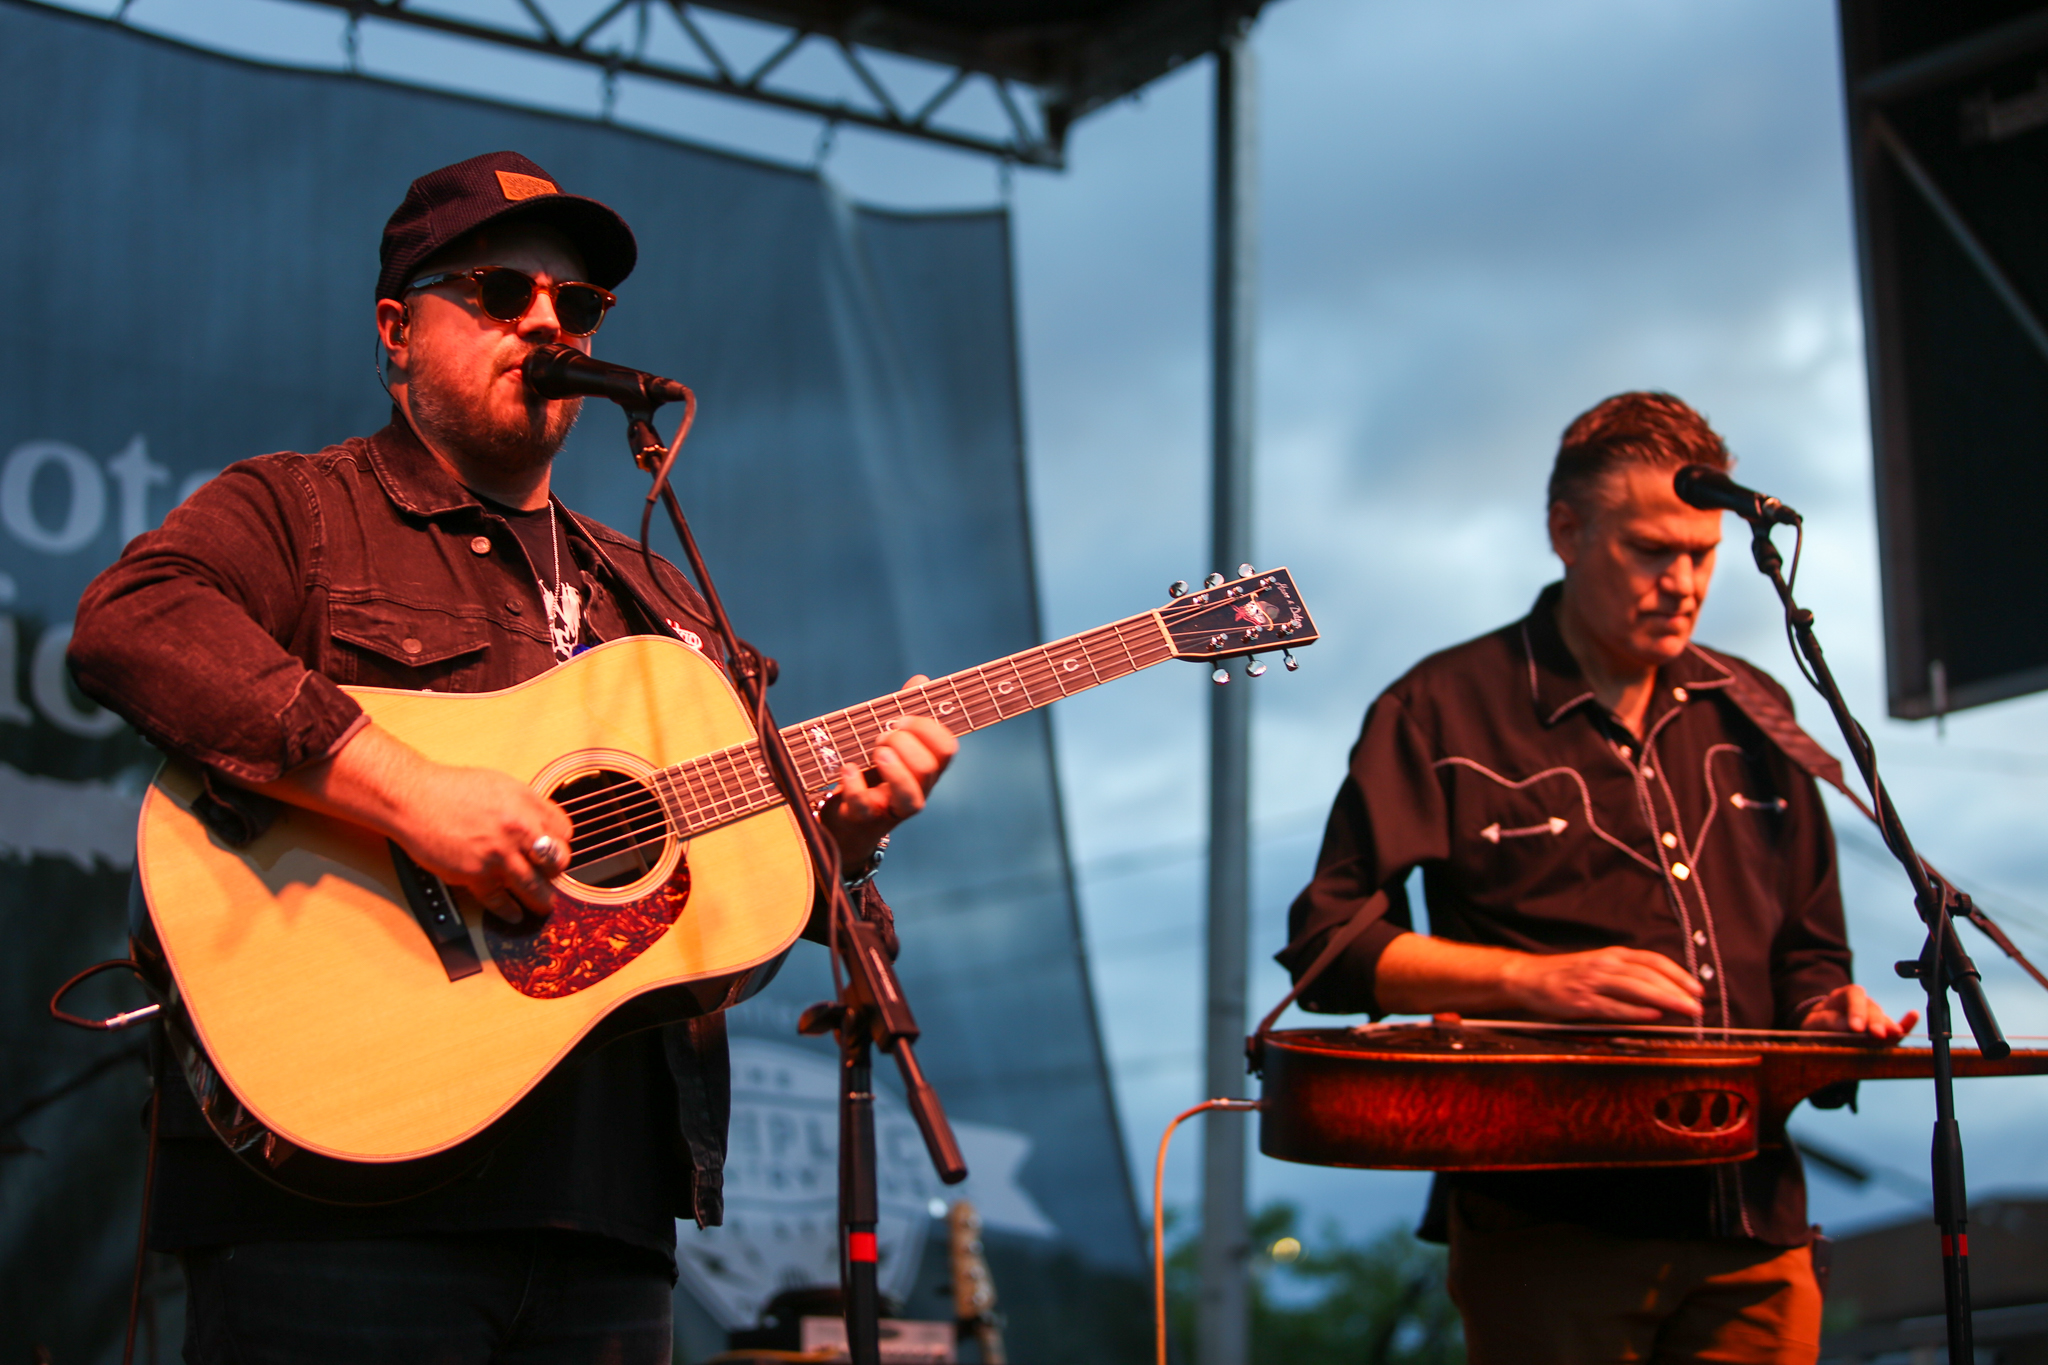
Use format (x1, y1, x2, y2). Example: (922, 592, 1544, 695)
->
(1479, 816, 1568, 844)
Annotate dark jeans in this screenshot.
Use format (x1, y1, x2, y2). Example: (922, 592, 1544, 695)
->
(179, 1230, 673, 1365)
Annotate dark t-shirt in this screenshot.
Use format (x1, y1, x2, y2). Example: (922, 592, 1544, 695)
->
(148, 1029, 684, 1261)
(476, 495, 568, 593)
(477, 493, 585, 663)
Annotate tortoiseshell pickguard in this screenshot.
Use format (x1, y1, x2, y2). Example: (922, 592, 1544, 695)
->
(484, 863, 692, 999)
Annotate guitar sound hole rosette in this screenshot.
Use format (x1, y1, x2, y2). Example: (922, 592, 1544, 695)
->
(529, 750, 683, 904)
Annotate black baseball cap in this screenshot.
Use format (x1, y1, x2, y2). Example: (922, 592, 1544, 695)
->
(376, 150, 637, 301)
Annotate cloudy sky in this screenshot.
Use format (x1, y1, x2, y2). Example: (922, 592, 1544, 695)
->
(65, 0, 2048, 1245)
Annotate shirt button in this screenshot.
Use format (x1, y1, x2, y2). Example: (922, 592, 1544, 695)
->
(1673, 686, 1689, 702)
(1642, 766, 1655, 778)
(1671, 862, 1690, 880)
(401, 637, 422, 656)
(1618, 745, 1633, 759)
(470, 535, 492, 555)
(1694, 930, 1707, 945)
(1661, 832, 1678, 848)
(1699, 965, 1715, 980)
(505, 599, 522, 615)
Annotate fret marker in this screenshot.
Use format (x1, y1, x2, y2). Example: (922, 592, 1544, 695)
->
(808, 726, 841, 771)
(938, 701, 955, 716)
(997, 681, 1014, 695)
(1063, 658, 1079, 672)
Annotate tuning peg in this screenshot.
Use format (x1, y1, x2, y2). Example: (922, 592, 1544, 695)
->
(1246, 658, 1268, 678)
(1168, 580, 1189, 598)
(1238, 563, 1256, 579)
(1204, 572, 1225, 589)
(1283, 649, 1299, 672)
(1211, 667, 1230, 685)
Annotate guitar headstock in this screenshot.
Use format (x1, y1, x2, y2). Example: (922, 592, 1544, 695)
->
(1159, 567, 1318, 664)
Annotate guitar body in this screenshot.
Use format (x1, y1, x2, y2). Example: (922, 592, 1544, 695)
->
(1256, 1022, 2048, 1171)
(137, 635, 811, 1189)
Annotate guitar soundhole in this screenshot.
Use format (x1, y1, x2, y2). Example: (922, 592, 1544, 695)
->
(551, 768, 671, 889)
(1651, 1088, 1750, 1137)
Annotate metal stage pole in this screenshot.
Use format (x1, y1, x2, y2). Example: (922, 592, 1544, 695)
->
(1199, 21, 1256, 1365)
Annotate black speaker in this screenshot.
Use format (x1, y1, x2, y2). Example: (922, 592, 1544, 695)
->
(1840, 2, 2048, 718)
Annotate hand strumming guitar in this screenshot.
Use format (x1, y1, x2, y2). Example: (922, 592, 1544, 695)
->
(251, 722, 572, 922)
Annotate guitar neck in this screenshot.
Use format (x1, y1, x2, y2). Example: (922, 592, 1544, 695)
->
(651, 609, 1179, 839)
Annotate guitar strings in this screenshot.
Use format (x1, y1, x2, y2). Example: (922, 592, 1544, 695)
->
(563, 624, 1143, 842)
(544, 616, 1175, 868)
(556, 630, 1111, 834)
(526, 594, 1275, 875)
(1354, 1018, 2014, 1044)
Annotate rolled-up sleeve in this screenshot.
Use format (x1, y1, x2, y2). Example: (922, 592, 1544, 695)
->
(1278, 691, 1450, 1016)
(68, 456, 364, 784)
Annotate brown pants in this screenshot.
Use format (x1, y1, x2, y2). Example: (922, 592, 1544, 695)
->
(1447, 1193, 1822, 1364)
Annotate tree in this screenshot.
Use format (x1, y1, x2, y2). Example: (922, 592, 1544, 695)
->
(1167, 1202, 1464, 1364)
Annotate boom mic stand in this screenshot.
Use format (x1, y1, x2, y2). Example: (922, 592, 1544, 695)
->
(1744, 515, 2009, 1365)
(599, 383, 968, 1365)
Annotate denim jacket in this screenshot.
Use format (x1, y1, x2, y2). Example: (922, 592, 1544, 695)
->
(71, 417, 870, 1233)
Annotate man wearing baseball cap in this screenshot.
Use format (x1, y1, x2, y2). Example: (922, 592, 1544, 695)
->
(71, 151, 957, 1361)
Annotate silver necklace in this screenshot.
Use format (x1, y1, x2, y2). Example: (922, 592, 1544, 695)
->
(546, 499, 561, 599)
(539, 500, 579, 661)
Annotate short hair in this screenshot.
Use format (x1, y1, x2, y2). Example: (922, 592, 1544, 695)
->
(1547, 391, 1731, 513)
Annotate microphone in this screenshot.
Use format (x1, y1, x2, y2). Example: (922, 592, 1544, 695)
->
(1673, 464, 1802, 526)
(523, 343, 691, 409)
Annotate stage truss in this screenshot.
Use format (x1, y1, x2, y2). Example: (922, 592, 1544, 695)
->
(168, 0, 1264, 169)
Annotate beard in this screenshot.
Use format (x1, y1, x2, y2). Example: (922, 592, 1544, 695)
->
(407, 339, 582, 476)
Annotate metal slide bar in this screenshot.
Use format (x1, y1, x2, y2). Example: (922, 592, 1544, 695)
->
(290, 0, 1063, 165)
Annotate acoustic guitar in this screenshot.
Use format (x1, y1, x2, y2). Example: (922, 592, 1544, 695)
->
(137, 567, 1316, 1197)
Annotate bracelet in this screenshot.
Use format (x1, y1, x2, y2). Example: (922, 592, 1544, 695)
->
(842, 834, 889, 890)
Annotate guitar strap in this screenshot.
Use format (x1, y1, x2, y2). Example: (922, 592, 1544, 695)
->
(1715, 665, 1863, 818)
(1251, 662, 2048, 1071)
(1716, 664, 2048, 994)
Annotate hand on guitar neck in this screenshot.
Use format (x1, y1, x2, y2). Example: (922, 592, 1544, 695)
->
(812, 674, 958, 874)
(247, 673, 957, 922)
(1376, 934, 1915, 1039)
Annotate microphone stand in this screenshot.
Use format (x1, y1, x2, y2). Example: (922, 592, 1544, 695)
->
(612, 400, 968, 1365)
(1744, 517, 2009, 1364)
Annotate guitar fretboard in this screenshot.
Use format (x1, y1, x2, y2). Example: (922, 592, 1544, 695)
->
(646, 610, 1177, 839)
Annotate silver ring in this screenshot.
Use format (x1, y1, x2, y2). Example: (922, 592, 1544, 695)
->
(530, 834, 564, 869)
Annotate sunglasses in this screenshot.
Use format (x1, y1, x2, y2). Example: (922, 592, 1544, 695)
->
(405, 266, 617, 337)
